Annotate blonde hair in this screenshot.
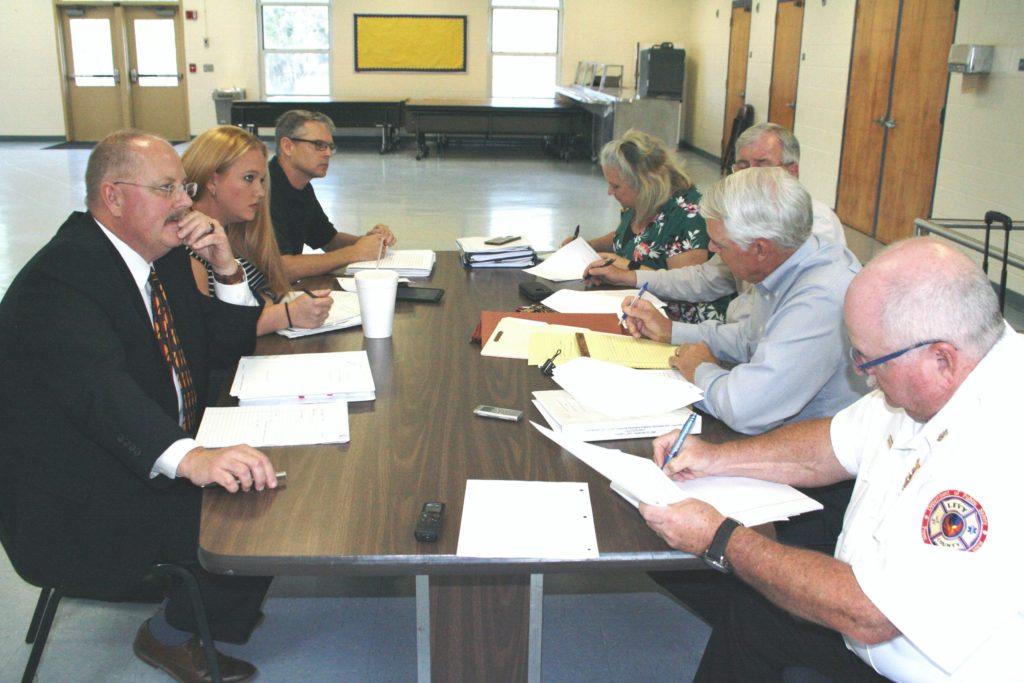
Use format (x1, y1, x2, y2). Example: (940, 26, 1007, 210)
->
(182, 126, 289, 296)
(600, 129, 694, 226)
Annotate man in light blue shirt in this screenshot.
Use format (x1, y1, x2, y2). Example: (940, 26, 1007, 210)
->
(623, 166, 866, 435)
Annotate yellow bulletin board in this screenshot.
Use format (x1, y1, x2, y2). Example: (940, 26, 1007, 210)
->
(354, 15, 467, 72)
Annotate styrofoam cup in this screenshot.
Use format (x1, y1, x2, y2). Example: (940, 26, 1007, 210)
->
(354, 269, 399, 338)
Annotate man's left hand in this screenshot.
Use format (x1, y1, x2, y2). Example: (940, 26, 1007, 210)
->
(368, 224, 397, 247)
(640, 498, 724, 554)
(670, 342, 719, 382)
(177, 210, 238, 276)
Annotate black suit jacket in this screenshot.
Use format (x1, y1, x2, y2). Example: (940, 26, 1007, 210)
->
(0, 211, 261, 597)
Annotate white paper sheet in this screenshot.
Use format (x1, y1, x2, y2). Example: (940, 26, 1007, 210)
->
(196, 403, 350, 447)
(540, 288, 669, 315)
(276, 291, 362, 338)
(229, 351, 376, 404)
(522, 237, 600, 281)
(552, 356, 703, 417)
(457, 480, 599, 559)
(343, 249, 436, 277)
(533, 423, 823, 525)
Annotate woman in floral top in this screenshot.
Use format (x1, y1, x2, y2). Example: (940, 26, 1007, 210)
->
(572, 130, 729, 322)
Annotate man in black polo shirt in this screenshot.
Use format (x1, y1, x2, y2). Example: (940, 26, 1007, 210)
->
(269, 109, 397, 280)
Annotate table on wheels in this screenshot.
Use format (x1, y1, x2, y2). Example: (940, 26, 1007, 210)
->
(199, 252, 709, 682)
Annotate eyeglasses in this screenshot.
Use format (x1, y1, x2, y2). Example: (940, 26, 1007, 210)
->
(731, 159, 775, 172)
(288, 137, 337, 153)
(850, 339, 943, 373)
(114, 181, 197, 199)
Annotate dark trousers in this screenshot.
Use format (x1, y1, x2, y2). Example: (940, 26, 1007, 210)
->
(694, 583, 891, 683)
(163, 563, 271, 645)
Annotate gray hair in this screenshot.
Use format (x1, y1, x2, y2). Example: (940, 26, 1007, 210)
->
(699, 167, 812, 250)
(735, 122, 800, 166)
(878, 238, 1004, 363)
(274, 109, 336, 146)
(85, 130, 165, 208)
(600, 129, 693, 226)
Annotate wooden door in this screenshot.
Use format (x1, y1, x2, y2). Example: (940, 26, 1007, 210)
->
(836, 0, 900, 236)
(722, 4, 752, 156)
(836, 0, 957, 242)
(59, 5, 129, 141)
(768, 0, 805, 131)
(874, 0, 956, 243)
(125, 5, 190, 141)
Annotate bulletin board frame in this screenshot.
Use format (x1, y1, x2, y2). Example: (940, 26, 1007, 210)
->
(354, 14, 467, 73)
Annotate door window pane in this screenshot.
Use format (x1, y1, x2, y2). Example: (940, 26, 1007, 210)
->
(134, 19, 179, 87)
(492, 56, 556, 99)
(70, 18, 115, 87)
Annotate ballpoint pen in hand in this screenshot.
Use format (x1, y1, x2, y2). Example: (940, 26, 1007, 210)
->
(572, 224, 580, 240)
(375, 237, 385, 269)
(620, 281, 650, 327)
(662, 413, 698, 470)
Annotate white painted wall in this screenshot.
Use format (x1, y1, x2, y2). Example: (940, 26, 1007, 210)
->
(679, 0, 732, 155)
(1, 3, 65, 136)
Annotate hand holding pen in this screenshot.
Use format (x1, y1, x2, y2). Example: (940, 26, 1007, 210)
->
(560, 224, 582, 248)
(661, 413, 698, 472)
(620, 282, 650, 328)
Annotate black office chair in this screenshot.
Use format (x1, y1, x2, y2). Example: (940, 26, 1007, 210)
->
(2, 522, 223, 683)
(721, 104, 755, 175)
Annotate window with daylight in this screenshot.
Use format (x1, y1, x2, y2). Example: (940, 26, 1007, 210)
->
(260, 0, 330, 97)
(490, 0, 561, 99)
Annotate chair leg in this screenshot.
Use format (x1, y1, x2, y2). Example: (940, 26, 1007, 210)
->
(21, 588, 62, 683)
(152, 563, 222, 683)
(25, 587, 53, 643)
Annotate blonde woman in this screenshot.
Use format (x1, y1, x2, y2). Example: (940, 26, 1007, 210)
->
(570, 130, 727, 322)
(182, 126, 332, 335)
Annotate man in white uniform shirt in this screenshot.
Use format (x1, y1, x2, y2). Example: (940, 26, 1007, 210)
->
(641, 237, 1021, 681)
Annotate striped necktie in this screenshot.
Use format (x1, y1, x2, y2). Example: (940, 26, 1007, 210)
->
(148, 267, 198, 433)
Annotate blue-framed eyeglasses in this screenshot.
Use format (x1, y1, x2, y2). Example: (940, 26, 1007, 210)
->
(850, 339, 943, 373)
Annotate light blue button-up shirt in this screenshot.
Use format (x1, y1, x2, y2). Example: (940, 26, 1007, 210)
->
(670, 235, 867, 435)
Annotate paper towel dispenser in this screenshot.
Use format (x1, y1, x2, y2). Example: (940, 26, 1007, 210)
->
(947, 44, 993, 74)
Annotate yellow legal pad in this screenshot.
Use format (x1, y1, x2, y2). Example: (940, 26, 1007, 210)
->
(528, 331, 676, 369)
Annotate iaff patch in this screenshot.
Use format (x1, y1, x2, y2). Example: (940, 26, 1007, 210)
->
(921, 490, 988, 551)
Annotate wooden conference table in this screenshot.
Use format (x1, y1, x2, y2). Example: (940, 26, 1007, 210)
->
(199, 252, 710, 682)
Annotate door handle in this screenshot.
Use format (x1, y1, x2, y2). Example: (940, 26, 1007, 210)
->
(129, 67, 138, 84)
(786, 102, 796, 110)
(67, 69, 120, 84)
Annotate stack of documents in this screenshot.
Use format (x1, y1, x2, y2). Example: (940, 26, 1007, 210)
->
(196, 403, 350, 447)
(533, 389, 701, 442)
(344, 249, 436, 277)
(523, 237, 600, 281)
(552, 358, 704, 416)
(230, 351, 376, 405)
(457, 479, 599, 559)
(533, 423, 823, 527)
(276, 291, 362, 339)
(456, 236, 536, 268)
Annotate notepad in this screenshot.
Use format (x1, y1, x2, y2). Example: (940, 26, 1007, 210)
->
(343, 249, 436, 277)
(532, 389, 701, 442)
(196, 403, 350, 447)
(229, 351, 376, 405)
(276, 291, 362, 338)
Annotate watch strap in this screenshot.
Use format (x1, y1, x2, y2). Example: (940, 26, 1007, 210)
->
(212, 263, 244, 285)
(703, 517, 742, 574)
(628, 259, 642, 270)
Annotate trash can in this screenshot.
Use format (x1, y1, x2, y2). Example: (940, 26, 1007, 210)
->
(212, 88, 246, 125)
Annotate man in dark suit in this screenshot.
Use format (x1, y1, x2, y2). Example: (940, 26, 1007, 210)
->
(0, 131, 278, 682)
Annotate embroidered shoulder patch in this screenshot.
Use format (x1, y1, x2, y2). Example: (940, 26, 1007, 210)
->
(921, 490, 988, 551)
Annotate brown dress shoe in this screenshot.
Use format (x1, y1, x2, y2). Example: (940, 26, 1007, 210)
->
(133, 619, 257, 683)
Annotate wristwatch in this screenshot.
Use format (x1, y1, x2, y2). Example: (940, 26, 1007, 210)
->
(702, 517, 743, 573)
(627, 259, 643, 270)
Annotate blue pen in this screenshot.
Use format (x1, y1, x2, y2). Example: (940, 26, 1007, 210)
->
(662, 413, 698, 470)
(620, 281, 650, 325)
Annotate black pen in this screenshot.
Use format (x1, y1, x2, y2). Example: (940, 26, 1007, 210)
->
(573, 224, 580, 240)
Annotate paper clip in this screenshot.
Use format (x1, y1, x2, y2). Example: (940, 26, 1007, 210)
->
(540, 349, 562, 377)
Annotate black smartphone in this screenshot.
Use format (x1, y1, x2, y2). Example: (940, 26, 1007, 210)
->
(484, 235, 520, 245)
(396, 286, 444, 303)
(519, 281, 554, 302)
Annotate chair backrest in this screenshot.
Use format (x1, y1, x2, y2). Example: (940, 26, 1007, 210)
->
(720, 104, 755, 175)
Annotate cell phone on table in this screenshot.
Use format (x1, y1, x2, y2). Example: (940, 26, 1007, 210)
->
(473, 405, 523, 422)
(484, 235, 520, 245)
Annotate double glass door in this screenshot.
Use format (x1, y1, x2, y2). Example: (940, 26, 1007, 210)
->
(60, 4, 189, 141)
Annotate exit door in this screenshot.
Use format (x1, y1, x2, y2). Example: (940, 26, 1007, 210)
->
(59, 4, 190, 142)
